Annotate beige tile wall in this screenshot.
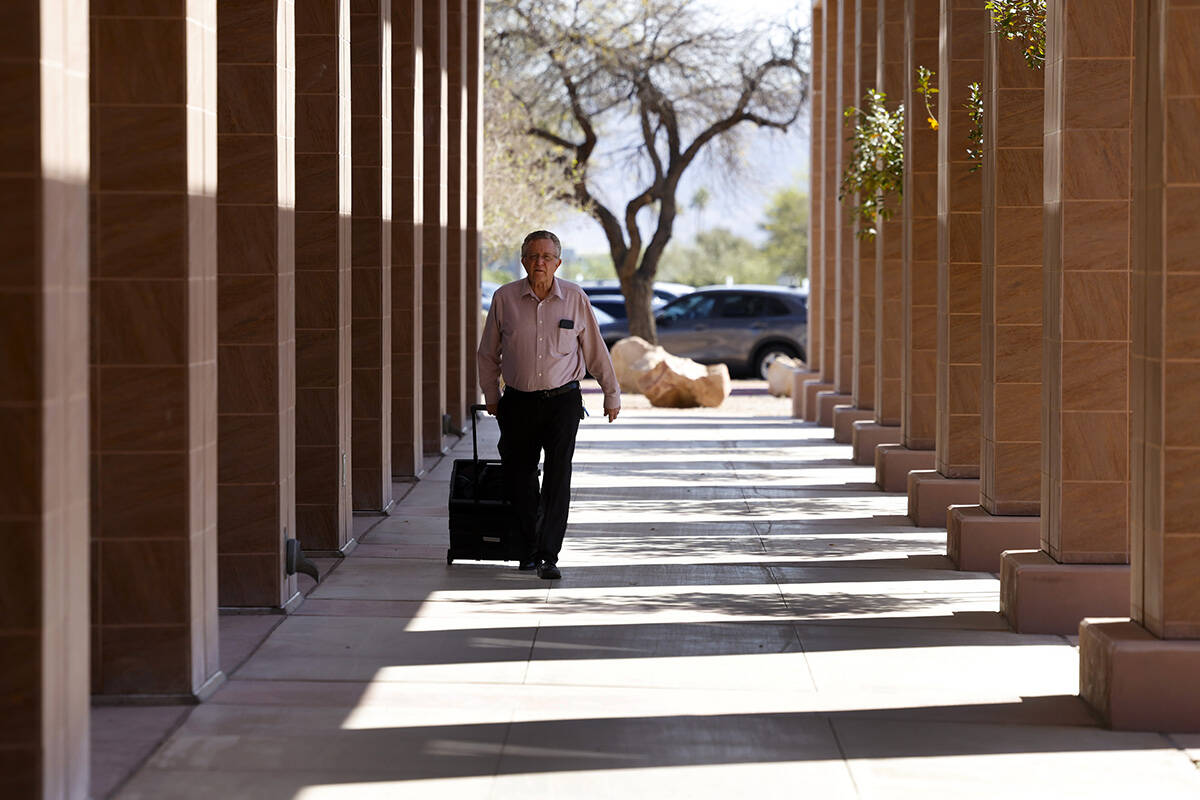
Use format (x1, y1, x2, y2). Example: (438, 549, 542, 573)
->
(216, 0, 298, 609)
(1043, 0, 1133, 563)
(823, 3, 838, 385)
(0, 0, 90, 792)
(874, 0, 905, 425)
(853, 0, 879, 411)
(91, 1, 222, 686)
(809, 5, 824, 375)
(295, 0, 352, 553)
(934, 0, 986, 479)
(902, 0, 939, 449)
(835, 0, 858, 396)
(350, 0, 394, 512)
(445, 0, 469, 432)
(466, 0, 483, 401)
(980, 18, 1045, 516)
(1131, 0, 1200, 639)
(392, 0, 425, 476)
(422, 0, 448, 455)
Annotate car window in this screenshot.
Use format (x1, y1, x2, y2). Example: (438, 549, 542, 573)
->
(719, 293, 766, 318)
(764, 297, 791, 316)
(658, 293, 718, 322)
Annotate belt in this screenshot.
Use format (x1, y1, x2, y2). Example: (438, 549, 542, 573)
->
(505, 380, 580, 399)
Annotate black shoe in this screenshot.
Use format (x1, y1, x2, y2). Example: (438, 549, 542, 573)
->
(518, 559, 538, 571)
(536, 562, 561, 580)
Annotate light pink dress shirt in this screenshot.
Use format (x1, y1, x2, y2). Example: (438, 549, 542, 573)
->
(478, 278, 621, 410)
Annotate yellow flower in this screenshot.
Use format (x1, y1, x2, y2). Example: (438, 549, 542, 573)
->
(927, 117, 939, 130)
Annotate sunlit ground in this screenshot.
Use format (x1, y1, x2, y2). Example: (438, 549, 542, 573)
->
(116, 384, 1200, 799)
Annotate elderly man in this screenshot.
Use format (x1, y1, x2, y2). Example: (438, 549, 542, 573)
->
(478, 230, 621, 579)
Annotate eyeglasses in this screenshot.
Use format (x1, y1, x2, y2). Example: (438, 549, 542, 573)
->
(521, 253, 559, 262)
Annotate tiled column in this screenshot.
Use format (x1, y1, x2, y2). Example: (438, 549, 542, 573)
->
(907, 0, 986, 526)
(1080, 0, 1200, 731)
(445, 0, 468, 433)
(391, 0, 424, 477)
(821, 0, 858, 429)
(465, 0, 483, 405)
(295, 0, 353, 556)
(1001, 0, 1133, 633)
(834, 0, 879, 443)
(800, 2, 827, 420)
(90, 2, 223, 695)
(350, 0, 394, 513)
(948, 13, 1047, 570)
(217, 0, 299, 610)
(0, 1, 89, 793)
(421, 0, 448, 455)
(875, 0, 938, 491)
(854, 0, 905, 464)
(803, 3, 836, 420)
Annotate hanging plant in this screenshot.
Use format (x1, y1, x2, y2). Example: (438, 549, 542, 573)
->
(986, 0, 1047, 70)
(839, 89, 905, 240)
(915, 65, 938, 130)
(966, 81, 984, 172)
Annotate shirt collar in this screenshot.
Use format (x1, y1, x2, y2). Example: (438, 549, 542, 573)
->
(521, 277, 563, 301)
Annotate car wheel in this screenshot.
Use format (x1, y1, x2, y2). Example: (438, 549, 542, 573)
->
(754, 343, 799, 380)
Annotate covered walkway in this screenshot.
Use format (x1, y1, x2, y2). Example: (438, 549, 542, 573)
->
(115, 393, 1200, 798)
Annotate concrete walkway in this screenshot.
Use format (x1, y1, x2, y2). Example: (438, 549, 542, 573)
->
(117, 392, 1200, 798)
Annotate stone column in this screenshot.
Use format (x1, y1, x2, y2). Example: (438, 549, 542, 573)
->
(1001, 0, 1133, 633)
(907, 0, 986, 525)
(948, 9, 1046, 571)
(351, 0, 394, 513)
(295, 0, 353, 556)
(834, 0, 879, 442)
(445, 0, 468, 433)
(91, 1, 223, 693)
(1080, 0, 1200, 731)
(392, 0, 424, 478)
(802, 3, 835, 420)
(217, 0, 299, 610)
(854, 0, 905, 464)
(0, 1, 89, 793)
(465, 0, 483, 405)
(820, 0, 859, 428)
(875, 0, 938, 491)
(421, 0, 448, 455)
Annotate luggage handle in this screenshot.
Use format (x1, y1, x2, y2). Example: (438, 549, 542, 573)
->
(469, 403, 488, 463)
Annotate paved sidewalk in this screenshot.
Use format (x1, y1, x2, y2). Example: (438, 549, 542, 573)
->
(117, 396, 1200, 798)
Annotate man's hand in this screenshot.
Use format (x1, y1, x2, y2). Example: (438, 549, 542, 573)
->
(605, 407, 620, 423)
(486, 403, 498, 416)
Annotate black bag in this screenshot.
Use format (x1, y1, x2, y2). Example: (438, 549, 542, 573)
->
(446, 404, 521, 564)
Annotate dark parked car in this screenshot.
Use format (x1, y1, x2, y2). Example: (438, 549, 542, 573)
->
(578, 280, 694, 303)
(599, 285, 808, 379)
(588, 293, 665, 320)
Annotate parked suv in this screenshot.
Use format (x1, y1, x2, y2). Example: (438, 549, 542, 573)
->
(599, 285, 808, 378)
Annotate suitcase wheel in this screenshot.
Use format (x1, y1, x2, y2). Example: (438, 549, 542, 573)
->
(446, 549, 454, 565)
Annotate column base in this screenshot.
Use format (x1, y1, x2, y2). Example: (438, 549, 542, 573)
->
(1080, 619, 1200, 732)
(947, 505, 1039, 572)
(815, 391, 851, 428)
(1000, 550, 1130, 634)
(851, 422, 901, 465)
(790, 370, 820, 418)
(801, 380, 833, 422)
(906, 471, 980, 527)
(832, 406, 874, 443)
(874, 444, 936, 493)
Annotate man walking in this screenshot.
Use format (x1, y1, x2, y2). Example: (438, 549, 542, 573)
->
(478, 230, 621, 579)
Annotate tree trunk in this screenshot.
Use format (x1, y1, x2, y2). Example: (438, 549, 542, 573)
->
(622, 271, 657, 343)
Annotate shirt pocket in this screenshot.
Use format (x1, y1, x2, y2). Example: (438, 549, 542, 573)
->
(552, 324, 578, 356)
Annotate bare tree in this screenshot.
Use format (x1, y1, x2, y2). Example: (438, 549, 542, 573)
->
(487, 0, 810, 342)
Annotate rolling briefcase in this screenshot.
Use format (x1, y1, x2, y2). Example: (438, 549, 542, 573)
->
(446, 404, 521, 564)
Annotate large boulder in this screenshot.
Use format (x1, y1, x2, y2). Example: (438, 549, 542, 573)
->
(766, 355, 805, 397)
(637, 354, 730, 408)
(610, 336, 661, 393)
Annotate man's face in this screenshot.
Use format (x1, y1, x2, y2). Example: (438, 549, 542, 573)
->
(521, 238, 562, 283)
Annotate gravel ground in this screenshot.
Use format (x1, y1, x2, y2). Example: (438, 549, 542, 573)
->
(581, 378, 794, 416)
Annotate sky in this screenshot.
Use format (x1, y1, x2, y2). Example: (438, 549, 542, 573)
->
(554, 0, 814, 257)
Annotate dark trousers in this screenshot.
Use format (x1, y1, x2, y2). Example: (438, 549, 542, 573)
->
(496, 387, 582, 564)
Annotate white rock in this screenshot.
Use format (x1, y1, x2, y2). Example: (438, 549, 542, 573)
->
(766, 355, 805, 397)
(637, 355, 731, 408)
